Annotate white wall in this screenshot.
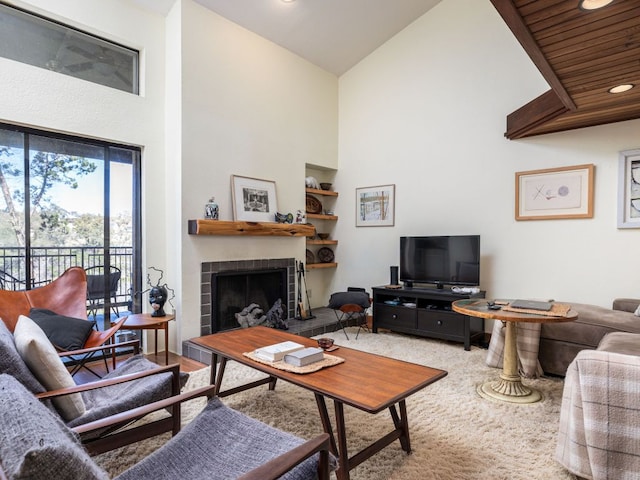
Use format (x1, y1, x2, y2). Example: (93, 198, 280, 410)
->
(178, 0, 338, 342)
(335, 0, 640, 321)
(0, 0, 172, 342)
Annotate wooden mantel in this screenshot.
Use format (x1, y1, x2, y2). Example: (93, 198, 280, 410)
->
(188, 219, 314, 237)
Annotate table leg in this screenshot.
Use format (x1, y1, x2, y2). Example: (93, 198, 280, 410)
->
(477, 321, 542, 404)
(314, 394, 338, 455)
(164, 324, 169, 365)
(333, 401, 350, 480)
(389, 401, 411, 453)
(154, 328, 159, 362)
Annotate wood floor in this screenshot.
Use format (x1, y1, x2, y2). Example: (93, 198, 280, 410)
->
(73, 352, 206, 385)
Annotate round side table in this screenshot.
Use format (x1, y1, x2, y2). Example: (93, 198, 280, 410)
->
(114, 313, 176, 365)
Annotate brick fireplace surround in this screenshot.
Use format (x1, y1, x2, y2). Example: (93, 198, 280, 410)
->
(182, 258, 296, 363)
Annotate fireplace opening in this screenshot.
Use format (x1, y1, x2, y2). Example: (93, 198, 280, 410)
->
(212, 268, 287, 333)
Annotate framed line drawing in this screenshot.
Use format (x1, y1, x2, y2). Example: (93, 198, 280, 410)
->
(515, 164, 594, 220)
(231, 175, 278, 222)
(356, 184, 395, 227)
(617, 149, 640, 229)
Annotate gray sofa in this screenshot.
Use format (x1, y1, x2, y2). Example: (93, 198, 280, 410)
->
(538, 298, 640, 376)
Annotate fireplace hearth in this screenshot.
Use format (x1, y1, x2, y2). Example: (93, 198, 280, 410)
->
(200, 258, 295, 336)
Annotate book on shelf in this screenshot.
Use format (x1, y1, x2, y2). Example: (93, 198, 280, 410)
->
(254, 341, 305, 362)
(283, 347, 325, 367)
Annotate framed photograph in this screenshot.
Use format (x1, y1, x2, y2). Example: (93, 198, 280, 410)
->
(515, 164, 594, 220)
(231, 175, 278, 222)
(618, 149, 640, 229)
(356, 184, 395, 227)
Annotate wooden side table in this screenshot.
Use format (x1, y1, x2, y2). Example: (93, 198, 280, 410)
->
(452, 299, 577, 404)
(115, 313, 176, 365)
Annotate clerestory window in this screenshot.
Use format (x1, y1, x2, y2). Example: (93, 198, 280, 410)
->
(0, 2, 139, 94)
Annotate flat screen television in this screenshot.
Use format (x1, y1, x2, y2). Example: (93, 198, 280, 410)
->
(400, 235, 480, 289)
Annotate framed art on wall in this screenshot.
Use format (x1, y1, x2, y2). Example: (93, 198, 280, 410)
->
(356, 184, 395, 227)
(618, 149, 640, 229)
(231, 175, 278, 222)
(515, 164, 594, 220)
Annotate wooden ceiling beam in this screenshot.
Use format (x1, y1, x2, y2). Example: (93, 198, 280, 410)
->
(505, 89, 569, 139)
(490, 0, 577, 111)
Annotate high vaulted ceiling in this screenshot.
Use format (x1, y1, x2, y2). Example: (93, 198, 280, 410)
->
(131, 0, 442, 76)
(491, 0, 640, 139)
(131, 0, 640, 139)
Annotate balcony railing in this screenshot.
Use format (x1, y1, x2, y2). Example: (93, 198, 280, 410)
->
(0, 247, 133, 309)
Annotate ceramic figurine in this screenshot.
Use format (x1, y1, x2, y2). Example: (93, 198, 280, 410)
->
(295, 210, 306, 224)
(205, 197, 219, 220)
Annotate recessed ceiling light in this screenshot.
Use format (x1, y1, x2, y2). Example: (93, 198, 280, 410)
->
(281, 0, 296, 3)
(579, 0, 614, 10)
(608, 84, 635, 94)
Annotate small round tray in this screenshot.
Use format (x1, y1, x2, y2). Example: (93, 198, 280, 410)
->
(317, 247, 335, 263)
(306, 194, 322, 214)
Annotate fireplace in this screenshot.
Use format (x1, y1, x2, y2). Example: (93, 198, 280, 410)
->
(200, 258, 295, 336)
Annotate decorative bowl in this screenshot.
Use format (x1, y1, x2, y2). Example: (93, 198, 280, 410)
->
(319, 183, 332, 191)
(317, 337, 335, 350)
(317, 233, 330, 240)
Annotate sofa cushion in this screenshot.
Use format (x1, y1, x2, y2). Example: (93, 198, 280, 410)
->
(13, 315, 86, 421)
(116, 397, 331, 480)
(540, 302, 640, 346)
(29, 308, 95, 351)
(597, 332, 640, 356)
(0, 319, 46, 394)
(0, 374, 108, 480)
(67, 354, 187, 430)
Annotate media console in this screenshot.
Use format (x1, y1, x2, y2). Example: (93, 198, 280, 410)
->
(372, 286, 486, 350)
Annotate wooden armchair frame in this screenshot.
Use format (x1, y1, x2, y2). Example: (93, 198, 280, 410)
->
(38, 347, 184, 454)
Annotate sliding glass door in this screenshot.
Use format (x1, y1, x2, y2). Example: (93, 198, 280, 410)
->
(0, 124, 141, 327)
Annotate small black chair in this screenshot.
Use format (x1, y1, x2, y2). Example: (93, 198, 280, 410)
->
(0, 269, 49, 291)
(85, 265, 121, 318)
(328, 287, 371, 340)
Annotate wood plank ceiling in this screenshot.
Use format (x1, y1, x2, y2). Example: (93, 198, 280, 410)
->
(490, 0, 640, 139)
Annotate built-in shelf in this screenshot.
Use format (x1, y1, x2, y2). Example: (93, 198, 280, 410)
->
(306, 187, 338, 197)
(306, 262, 337, 270)
(306, 239, 338, 245)
(307, 213, 338, 221)
(188, 219, 314, 237)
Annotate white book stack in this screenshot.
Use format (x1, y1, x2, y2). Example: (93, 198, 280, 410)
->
(284, 347, 325, 367)
(254, 341, 305, 362)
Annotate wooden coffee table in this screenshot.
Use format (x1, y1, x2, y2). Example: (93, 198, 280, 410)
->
(192, 326, 447, 480)
(452, 299, 577, 404)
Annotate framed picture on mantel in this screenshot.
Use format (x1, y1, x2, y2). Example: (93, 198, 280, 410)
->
(515, 164, 594, 220)
(356, 184, 395, 227)
(231, 175, 278, 223)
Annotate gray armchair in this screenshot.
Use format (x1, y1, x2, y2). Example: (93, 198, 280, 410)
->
(0, 374, 333, 480)
(0, 318, 183, 454)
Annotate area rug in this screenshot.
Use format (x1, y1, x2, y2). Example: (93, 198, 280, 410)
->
(95, 329, 575, 479)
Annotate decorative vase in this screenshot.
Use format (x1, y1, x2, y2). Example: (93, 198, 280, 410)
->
(149, 285, 168, 317)
(205, 197, 219, 220)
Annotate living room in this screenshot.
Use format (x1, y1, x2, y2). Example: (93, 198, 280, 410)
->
(2, 0, 639, 359)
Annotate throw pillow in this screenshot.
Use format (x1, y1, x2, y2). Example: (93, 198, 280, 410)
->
(0, 374, 108, 480)
(0, 318, 46, 394)
(13, 315, 86, 421)
(29, 308, 95, 351)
